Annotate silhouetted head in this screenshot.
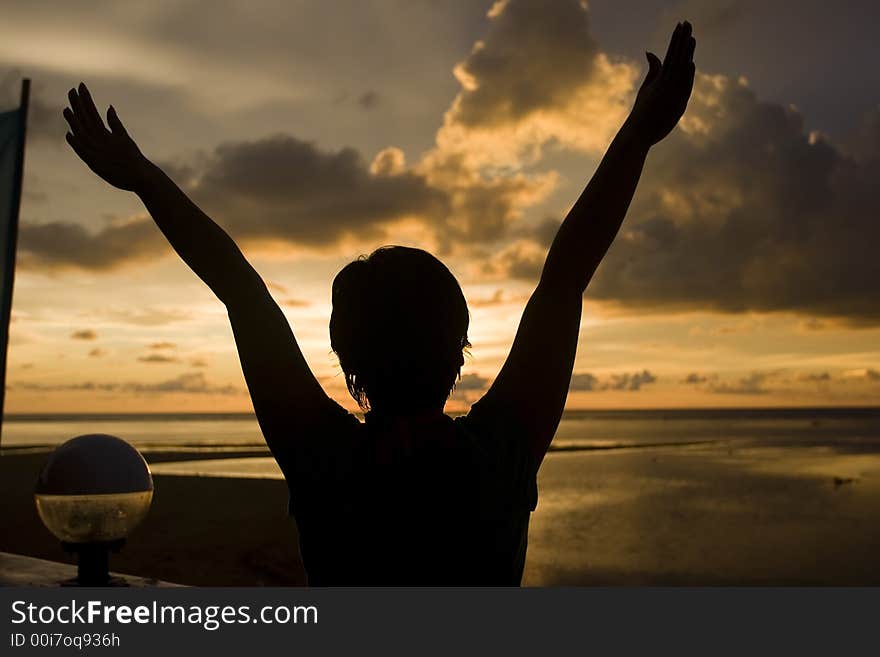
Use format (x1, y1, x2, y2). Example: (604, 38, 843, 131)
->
(330, 246, 470, 413)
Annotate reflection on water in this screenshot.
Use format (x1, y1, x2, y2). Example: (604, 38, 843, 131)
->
(2, 414, 264, 448)
(4, 408, 879, 450)
(151, 457, 282, 479)
(525, 444, 880, 585)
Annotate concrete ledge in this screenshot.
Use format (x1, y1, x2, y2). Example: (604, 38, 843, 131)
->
(0, 552, 182, 587)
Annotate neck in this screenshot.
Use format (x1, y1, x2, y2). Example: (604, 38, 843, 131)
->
(365, 405, 446, 424)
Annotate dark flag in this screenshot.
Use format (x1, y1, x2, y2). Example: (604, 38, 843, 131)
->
(0, 79, 30, 442)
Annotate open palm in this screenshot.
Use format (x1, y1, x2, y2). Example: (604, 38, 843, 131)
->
(63, 83, 149, 192)
(628, 21, 696, 146)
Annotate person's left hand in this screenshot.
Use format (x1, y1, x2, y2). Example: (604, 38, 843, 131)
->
(63, 82, 151, 192)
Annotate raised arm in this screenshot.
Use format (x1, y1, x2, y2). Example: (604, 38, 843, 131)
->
(473, 22, 697, 468)
(62, 84, 344, 458)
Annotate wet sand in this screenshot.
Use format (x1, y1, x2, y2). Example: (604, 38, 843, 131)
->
(2, 442, 880, 586)
(524, 443, 880, 585)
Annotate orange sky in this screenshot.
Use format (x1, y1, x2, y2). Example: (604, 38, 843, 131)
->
(2, 0, 879, 413)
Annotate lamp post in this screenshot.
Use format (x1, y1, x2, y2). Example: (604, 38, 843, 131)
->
(34, 434, 153, 586)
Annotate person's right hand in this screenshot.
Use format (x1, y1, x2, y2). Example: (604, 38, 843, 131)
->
(624, 21, 696, 147)
(63, 83, 151, 192)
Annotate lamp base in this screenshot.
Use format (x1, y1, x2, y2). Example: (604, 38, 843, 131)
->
(60, 539, 128, 586)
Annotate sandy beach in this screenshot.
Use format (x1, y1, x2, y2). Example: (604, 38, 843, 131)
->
(3, 436, 880, 586)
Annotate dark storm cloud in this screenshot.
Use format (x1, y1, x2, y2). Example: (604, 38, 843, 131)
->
(18, 219, 164, 270)
(166, 135, 450, 247)
(500, 76, 880, 324)
(587, 79, 880, 323)
(19, 133, 449, 265)
(452, 0, 603, 127)
(70, 329, 96, 340)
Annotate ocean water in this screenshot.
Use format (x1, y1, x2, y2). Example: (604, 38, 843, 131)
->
(4, 407, 879, 452)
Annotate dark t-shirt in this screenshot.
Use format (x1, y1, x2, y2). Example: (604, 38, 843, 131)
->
(278, 399, 538, 586)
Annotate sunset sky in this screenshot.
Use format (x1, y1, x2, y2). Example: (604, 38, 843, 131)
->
(2, 0, 879, 413)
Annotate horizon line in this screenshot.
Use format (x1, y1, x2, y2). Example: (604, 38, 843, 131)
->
(3, 405, 880, 420)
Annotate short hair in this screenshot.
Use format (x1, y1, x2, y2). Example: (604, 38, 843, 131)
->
(329, 246, 470, 411)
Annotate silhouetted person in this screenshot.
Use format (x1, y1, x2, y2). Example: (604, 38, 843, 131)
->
(63, 23, 696, 585)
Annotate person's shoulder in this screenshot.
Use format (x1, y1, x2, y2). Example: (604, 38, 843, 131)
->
(274, 401, 362, 463)
(456, 395, 520, 431)
(454, 397, 531, 454)
(299, 399, 362, 433)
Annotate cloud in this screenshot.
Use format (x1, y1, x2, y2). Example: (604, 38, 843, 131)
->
(606, 370, 656, 391)
(148, 342, 176, 350)
(455, 373, 491, 391)
(437, 0, 637, 164)
(569, 372, 598, 391)
(178, 132, 558, 253)
(16, 0, 623, 271)
(88, 348, 106, 358)
(468, 289, 510, 307)
(490, 73, 880, 325)
(137, 354, 179, 364)
(709, 371, 770, 395)
(18, 137, 451, 270)
(581, 74, 880, 324)
(412, 0, 635, 250)
(484, 240, 545, 280)
(70, 329, 96, 340)
(165, 135, 450, 249)
(12, 372, 239, 395)
(683, 372, 710, 385)
(797, 372, 831, 383)
(422, 155, 557, 248)
(569, 370, 656, 392)
(16, 0, 877, 332)
(92, 307, 193, 326)
(165, 130, 555, 254)
(18, 218, 164, 271)
(842, 368, 880, 382)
